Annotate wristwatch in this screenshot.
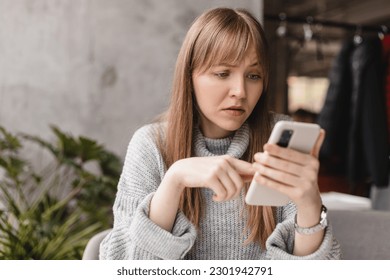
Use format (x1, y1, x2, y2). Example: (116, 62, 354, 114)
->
(294, 205, 328, 235)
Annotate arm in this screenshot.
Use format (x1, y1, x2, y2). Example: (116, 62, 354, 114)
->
(253, 130, 341, 258)
(149, 155, 255, 232)
(265, 203, 341, 259)
(100, 125, 255, 259)
(99, 125, 197, 260)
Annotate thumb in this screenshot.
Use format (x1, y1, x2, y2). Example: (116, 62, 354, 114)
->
(311, 129, 325, 158)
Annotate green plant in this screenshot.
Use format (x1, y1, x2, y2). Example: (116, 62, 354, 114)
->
(0, 125, 121, 259)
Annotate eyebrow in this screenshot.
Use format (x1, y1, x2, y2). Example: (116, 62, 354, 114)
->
(217, 61, 260, 68)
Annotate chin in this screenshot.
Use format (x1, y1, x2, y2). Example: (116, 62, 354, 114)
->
(219, 120, 245, 133)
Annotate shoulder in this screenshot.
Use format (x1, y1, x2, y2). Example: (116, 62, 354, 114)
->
(123, 122, 167, 178)
(132, 122, 165, 138)
(125, 122, 167, 165)
(130, 122, 166, 146)
(117, 123, 167, 195)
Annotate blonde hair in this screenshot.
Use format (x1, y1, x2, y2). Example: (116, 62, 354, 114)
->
(158, 7, 275, 248)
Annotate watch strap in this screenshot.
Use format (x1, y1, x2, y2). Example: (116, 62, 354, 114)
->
(294, 205, 328, 235)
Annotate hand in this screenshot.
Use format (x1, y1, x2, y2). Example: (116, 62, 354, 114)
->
(252, 129, 325, 210)
(167, 155, 255, 202)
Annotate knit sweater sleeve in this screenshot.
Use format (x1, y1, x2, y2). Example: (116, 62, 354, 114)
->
(99, 124, 197, 260)
(265, 202, 342, 259)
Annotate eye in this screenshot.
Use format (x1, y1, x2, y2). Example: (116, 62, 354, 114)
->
(214, 71, 230, 79)
(247, 73, 262, 80)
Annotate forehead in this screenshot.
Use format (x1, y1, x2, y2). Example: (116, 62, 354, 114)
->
(243, 46, 259, 62)
(212, 45, 261, 67)
(191, 15, 265, 72)
(207, 44, 260, 68)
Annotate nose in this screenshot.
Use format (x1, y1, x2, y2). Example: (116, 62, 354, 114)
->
(229, 77, 246, 98)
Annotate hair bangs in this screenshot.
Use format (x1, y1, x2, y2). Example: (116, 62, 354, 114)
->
(207, 24, 253, 69)
(192, 16, 258, 73)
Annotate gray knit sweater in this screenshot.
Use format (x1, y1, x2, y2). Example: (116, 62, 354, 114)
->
(100, 119, 341, 260)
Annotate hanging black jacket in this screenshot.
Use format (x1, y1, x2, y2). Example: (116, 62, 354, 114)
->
(318, 37, 389, 187)
(318, 40, 354, 170)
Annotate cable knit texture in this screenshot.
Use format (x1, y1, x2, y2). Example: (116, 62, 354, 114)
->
(100, 114, 341, 260)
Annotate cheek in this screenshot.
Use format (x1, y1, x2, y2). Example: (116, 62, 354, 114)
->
(193, 77, 226, 108)
(195, 91, 220, 115)
(248, 84, 263, 108)
(193, 83, 213, 115)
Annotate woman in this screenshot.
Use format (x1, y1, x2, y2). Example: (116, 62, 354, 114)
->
(100, 7, 341, 260)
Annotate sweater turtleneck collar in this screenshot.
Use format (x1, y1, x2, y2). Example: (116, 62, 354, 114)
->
(193, 123, 250, 159)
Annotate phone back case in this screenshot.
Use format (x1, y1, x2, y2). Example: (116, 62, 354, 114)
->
(245, 121, 320, 206)
(269, 121, 321, 153)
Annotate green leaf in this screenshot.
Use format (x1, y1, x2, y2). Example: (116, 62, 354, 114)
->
(51, 125, 80, 160)
(0, 124, 121, 259)
(78, 136, 104, 163)
(98, 150, 122, 178)
(0, 126, 22, 151)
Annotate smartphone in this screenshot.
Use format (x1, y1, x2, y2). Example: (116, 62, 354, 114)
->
(245, 121, 321, 206)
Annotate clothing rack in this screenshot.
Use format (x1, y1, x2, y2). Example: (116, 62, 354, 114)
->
(264, 13, 389, 34)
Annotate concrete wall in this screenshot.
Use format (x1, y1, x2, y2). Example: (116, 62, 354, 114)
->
(0, 0, 262, 159)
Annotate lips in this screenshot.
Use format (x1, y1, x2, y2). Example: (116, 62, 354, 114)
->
(223, 106, 245, 116)
(224, 106, 245, 112)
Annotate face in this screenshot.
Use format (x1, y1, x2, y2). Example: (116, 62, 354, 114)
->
(192, 46, 264, 138)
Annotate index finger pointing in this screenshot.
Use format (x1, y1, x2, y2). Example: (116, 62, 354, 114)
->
(227, 157, 255, 176)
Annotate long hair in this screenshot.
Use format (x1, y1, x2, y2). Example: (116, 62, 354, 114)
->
(157, 7, 275, 248)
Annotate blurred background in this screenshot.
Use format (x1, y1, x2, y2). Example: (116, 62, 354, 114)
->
(263, 0, 390, 206)
(0, 0, 389, 259)
(0, 0, 262, 159)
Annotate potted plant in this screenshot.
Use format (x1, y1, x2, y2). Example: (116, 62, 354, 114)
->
(0, 126, 121, 259)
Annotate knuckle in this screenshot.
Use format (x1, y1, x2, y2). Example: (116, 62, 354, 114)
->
(212, 164, 223, 174)
(256, 164, 264, 174)
(294, 188, 305, 200)
(219, 189, 227, 200)
(206, 172, 216, 181)
(255, 173, 263, 184)
(260, 176, 268, 185)
(221, 155, 231, 165)
(216, 165, 223, 173)
(303, 169, 317, 185)
(309, 157, 319, 169)
(218, 157, 230, 168)
(263, 154, 273, 165)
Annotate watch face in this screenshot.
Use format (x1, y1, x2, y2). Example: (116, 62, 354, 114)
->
(321, 205, 328, 219)
(320, 205, 328, 227)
